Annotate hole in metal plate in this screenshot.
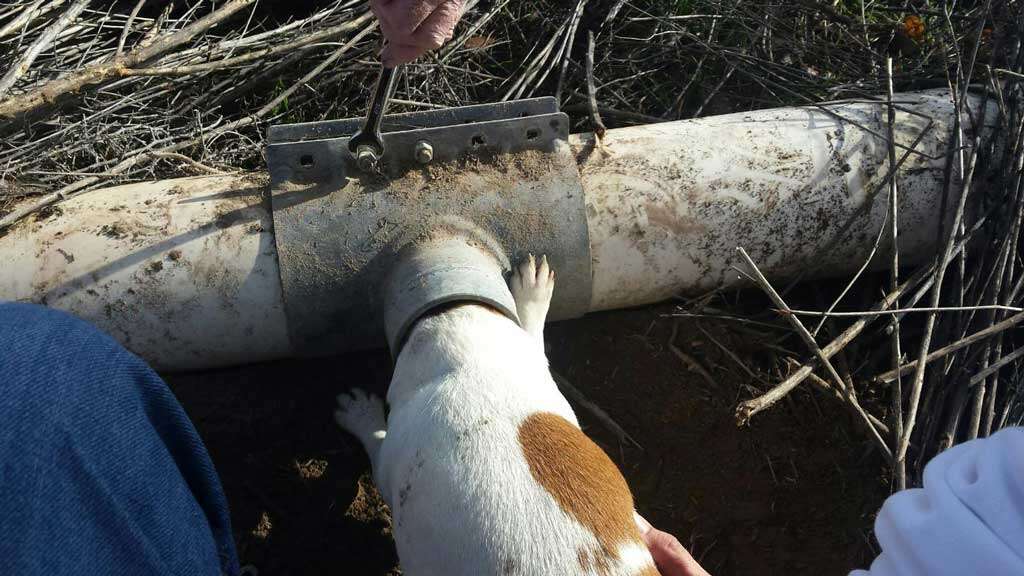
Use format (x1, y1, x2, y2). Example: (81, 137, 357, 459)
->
(471, 134, 486, 147)
(526, 128, 541, 140)
(300, 154, 315, 167)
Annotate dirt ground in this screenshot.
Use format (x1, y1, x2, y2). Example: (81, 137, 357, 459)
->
(164, 301, 889, 576)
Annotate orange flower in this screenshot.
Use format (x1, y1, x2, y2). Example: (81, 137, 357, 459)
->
(902, 15, 926, 41)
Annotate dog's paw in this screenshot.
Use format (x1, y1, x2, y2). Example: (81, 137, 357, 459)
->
(335, 388, 386, 441)
(511, 253, 555, 338)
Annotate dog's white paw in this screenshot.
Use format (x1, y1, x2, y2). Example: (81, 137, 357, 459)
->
(335, 389, 387, 457)
(510, 253, 555, 340)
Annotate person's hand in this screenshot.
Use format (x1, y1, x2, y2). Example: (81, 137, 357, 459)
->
(371, 0, 466, 66)
(635, 513, 711, 576)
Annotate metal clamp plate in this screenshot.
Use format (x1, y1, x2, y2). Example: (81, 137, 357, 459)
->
(266, 97, 592, 355)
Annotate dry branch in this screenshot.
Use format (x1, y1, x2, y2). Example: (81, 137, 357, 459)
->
(735, 247, 892, 461)
(585, 30, 606, 139)
(0, 0, 89, 98)
(669, 321, 718, 389)
(0, 0, 256, 120)
(875, 311, 1024, 384)
(124, 14, 373, 77)
(0, 0, 62, 40)
(0, 19, 376, 232)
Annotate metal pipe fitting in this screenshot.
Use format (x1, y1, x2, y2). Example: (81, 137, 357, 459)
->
(384, 236, 518, 354)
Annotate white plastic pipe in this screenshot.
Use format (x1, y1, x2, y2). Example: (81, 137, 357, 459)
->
(579, 89, 962, 311)
(0, 89, 982, 370)
(1, 177, 290, 370)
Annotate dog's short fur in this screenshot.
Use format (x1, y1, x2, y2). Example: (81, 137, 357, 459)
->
(337, 255, 657, 575)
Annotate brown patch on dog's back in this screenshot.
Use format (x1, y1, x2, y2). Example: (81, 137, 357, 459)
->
(518, 412, 649, 572)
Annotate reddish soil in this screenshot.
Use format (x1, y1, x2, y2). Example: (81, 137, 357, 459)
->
(165, 303, 889, 576)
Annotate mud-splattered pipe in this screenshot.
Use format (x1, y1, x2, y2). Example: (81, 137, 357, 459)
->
(0, 89, 984, 370)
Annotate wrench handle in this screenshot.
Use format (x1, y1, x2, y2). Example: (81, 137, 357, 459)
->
(349, 65, 399, 155)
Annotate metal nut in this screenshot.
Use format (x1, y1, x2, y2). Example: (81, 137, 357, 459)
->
(414, 140, 433, 164)
(355, 146, 379, 173)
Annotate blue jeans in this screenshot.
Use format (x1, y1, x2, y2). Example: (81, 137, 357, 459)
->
(0, 303, 238, 575)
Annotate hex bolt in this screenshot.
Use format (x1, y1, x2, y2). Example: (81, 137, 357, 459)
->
(355, 145, 379, 173)
(414, 141, 434, 164)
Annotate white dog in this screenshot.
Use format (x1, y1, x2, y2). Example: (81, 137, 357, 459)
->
(336, 255, 658, 576)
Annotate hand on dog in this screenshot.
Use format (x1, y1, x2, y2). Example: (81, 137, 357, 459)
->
(635, 513, 711, 576)
(371, 0, 465, 65)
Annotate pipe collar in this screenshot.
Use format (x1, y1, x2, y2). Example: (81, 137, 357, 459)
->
(384, 236, 519, 355)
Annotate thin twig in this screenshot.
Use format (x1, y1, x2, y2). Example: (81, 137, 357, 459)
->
(124, 14, 372, 77)
(788, 305, 1024, 317)
(735, 248, 892, 461)
(149, 151, 232, 175)
(669, 321, 718, 390)
(876, 311, 1024, 384)
(0, 0, 256, 120)
(0, 0, 90, 98)
(803, 370, 890, 436)
(897, 103, 982, 467)
(886, 55, 906, 488)
(993, 67, 1024, 80)
(553, 0, 587, 104)
(968, 347, 1024, 388)
(0, 22, 375, 231)
(0, 0, 57, 40)
(115, 0, 146, 57)
(733, 266, 929, 426)
(585, 30, 606, 139)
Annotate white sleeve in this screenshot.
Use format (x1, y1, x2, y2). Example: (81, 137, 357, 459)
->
(851, 427, 1024, 576)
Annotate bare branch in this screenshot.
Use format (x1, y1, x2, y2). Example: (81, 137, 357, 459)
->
(0, 0, 90, 98)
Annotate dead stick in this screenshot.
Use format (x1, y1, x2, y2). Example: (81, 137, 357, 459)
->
(585, 30, 606, 139)
(897, 128, 981, 465)
(124, 13, 373, 77)
(886, 55, 906, 488)
(0, 0, 90, 98)
(148, 151, 232, 175)
(0, 24, 374, 231)
(115, 0, 147, 57)
(968, 346, 1024, 387)
(876, 311, 1024, 384)
(735, 268, 925, 426)
(735, 247, 893, 461)
(804, 370, 890, 436)
(0, 0, 255, 120)
(0, 0, 56, 40)
(788, 304, 1024, 317)
(553, 0, 587, 104)
(669, 321, 718, 389)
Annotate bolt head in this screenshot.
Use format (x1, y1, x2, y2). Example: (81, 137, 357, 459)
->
(414, 141, 433, 164)
(355, 146, 379, 172)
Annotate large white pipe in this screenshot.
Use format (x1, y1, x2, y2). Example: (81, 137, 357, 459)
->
(580, 89, 959, 311)
(1, 177, 290, 370)
(0, 89, 980, 370)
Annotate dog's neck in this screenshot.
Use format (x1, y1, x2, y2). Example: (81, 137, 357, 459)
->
(389, 303, 538, 407)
